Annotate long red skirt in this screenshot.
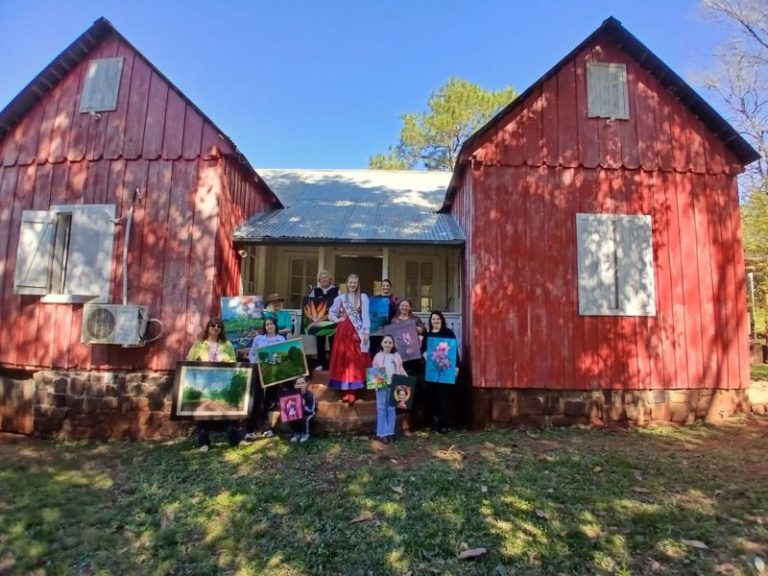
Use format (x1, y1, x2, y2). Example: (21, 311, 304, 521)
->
(328, 318, 370, 391)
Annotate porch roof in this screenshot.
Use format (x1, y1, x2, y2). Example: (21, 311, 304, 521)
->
(234, 169, 465, 245)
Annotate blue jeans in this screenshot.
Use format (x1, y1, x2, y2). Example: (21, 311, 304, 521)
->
(375, 386, 396, 438)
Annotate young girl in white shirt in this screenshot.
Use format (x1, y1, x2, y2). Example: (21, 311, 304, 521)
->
(371, 335, 407, 443)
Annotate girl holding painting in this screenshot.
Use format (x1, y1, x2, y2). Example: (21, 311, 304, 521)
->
(328, 273, 371, 403)
(371, 335, 407, 443)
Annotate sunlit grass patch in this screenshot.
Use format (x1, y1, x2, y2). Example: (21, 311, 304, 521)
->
(1, 419, 767, 575)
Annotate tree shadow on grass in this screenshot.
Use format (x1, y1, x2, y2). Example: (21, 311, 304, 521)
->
(0, 421, 766, 575)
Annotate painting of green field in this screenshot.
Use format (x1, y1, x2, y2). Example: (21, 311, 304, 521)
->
(173, 362, 254, 419)
(255, 339, 309, 388)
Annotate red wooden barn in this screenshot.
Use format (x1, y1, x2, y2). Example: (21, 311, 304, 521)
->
(443, 17, 760, 424)
(0, 17, 279, 373)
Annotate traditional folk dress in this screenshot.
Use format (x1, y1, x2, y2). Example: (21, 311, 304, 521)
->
(328, 292, 371, 391)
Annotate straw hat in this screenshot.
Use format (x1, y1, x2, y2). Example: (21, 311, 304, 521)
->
(265, 293, 285, 305)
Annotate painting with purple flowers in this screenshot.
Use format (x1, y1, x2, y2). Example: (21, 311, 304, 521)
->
(386, 322, 421, 361)
(425, 338, 458, 384)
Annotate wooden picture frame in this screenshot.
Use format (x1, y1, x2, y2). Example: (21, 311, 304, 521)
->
(253, 338, 309, 388)
(171, 361, 254, 420)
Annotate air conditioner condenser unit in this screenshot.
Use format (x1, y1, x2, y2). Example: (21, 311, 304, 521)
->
(81, 303, 148, 346)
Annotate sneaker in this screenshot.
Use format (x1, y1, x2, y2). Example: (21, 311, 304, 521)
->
(243, 432, 257, 441)
(199, 445, 210, 452)
(262, 429, 274, 438)
(299, 434, 310, 443)
(290, 434, 300, 442)
(315, 365, 324, 371)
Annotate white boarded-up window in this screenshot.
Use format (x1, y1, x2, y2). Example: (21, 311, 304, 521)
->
(80, 57, 124, 113)
(587, 62, 629, 120)
(14, 204, 116, 303)
(576, 213, 655, 316)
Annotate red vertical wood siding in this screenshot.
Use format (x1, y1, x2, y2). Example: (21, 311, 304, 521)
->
(458, 38, 749, 391)
(0, 32, 273, 371)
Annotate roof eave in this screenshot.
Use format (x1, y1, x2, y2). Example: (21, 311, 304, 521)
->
(441, 16, 761, 210)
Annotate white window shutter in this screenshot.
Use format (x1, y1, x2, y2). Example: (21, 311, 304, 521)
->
(577, 214, 618, 315)
(586, 62, 629, 120)
(14, 211, 57, 295)
(56, 204, 116, 300)
(80, 58, 124, 113)
(617, 215, 656, 316)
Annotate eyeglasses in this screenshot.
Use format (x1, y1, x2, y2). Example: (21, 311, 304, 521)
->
(208, 323, 223, 329)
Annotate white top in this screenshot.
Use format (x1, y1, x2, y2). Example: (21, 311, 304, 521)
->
(248, 333, 286, 363)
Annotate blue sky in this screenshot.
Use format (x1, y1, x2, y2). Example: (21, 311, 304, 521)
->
(0, 0, 729, 169)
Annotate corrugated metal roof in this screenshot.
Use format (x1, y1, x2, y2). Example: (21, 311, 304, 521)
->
(234, 169, 465, 244)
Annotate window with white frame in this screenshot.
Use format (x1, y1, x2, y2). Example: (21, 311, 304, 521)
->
(405, 260, 434, 312)
(576, 213, 655, 316)
(586, 62, 629, 120)
(14, 204, 116, 303)
(288, 257, 318, 308)
(80, 58, 124, 113)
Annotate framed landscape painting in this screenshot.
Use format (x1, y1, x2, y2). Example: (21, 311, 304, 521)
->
(254, 338, 309, 388)
(424, 337, 458, 384)
(171, 361, 254, 420)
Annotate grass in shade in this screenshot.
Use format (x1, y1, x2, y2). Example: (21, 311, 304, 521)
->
(1, 417, 767, 575)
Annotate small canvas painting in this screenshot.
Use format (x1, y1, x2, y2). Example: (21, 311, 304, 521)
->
(389, 374, 417, 410)
(172, 362, 254, 420)
(280, 393, 304, 422)
(425, 337, 458, 384)
(221, 296, 265, 359)
(301, 296, 337, 336)
(368, 296, 390, 334)
(254, 338, 309, 388)
(386, 322, 421, 361)
(366, 366, 388, 389)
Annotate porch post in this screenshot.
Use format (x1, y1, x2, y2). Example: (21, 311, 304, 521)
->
(382, 247, 390, 279)
(318, 246, 325, 273)
(256, 245, 267, 295)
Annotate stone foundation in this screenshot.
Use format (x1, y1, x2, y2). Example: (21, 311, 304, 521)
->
(472, 386, 757, 428)
(0, 369, 191, 440)
(2, 367, 765, 440)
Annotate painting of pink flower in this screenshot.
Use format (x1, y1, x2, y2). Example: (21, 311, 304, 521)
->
(425, 338, 457, 384)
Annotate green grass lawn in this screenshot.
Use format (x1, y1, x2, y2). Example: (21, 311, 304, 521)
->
(1, 419, 767, 576)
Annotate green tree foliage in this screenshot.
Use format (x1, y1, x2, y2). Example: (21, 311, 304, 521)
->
(222, 371, 247, 407)
(182, 387, 203, 404)
(287, 345, 305, 365)
(369, 77, 516, 171)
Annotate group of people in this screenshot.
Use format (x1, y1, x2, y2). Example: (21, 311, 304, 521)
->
(312, 271, 460, 441)
(186, 316, 316, 451)
(185, 270, 459, 450)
